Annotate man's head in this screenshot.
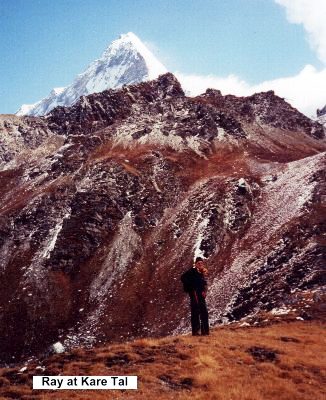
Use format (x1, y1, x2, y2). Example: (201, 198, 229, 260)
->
(194, 256, 204, 267)
(194, 257, 208, 275)
(194, 257, 205, 270)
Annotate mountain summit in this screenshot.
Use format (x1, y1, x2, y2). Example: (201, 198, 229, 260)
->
(16, 32, 167, 116)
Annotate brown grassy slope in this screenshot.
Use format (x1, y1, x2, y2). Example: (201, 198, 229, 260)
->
(0, 320, 325, 400)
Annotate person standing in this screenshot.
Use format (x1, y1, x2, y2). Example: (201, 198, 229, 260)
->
(181, 257, 209, 336)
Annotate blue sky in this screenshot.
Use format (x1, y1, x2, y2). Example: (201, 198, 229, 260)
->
(0, 0, 325, 115)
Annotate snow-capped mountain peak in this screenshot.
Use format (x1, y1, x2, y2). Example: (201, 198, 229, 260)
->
(16, 32, 167, 116)
(105, 32, 166, 79)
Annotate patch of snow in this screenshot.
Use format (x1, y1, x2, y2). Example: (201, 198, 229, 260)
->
(151, 177, 162, 193)
(52, 341, 65, 354)
(22, 204, 72, 293)
(193, 217, 209, 261)
(270, 307, 290, 316)
(89, 212, 141, 301)
(42, 211, 71, 259)
(218, 127, 226, 139)
(0, 238, 14, 273)
(239, 322, 250, 327)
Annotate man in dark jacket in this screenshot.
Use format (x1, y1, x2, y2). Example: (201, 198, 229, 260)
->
(181, 257, 209, 336)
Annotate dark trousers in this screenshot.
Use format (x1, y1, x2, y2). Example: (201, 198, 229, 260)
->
(189, 291, 209, 335)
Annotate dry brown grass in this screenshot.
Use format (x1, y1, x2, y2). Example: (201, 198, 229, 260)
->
(0, 321, 325, 400)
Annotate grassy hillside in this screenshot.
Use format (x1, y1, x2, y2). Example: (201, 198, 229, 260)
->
(0, 320, 325, 400)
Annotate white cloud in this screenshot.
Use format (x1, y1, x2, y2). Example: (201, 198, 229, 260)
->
(175, 72, 249, 97)
(176, 65, 326, 117)
(275, 0, 326, 64)
(253, 65, 326, 117)
(175, 1, 326, 118)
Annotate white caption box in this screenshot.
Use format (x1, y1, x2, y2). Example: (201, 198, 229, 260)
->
(33, 376, 138, 390)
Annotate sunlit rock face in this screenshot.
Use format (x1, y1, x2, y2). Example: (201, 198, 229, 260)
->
(1, 73, 325, 363)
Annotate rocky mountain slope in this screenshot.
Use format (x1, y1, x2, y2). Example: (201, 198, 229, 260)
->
(0, 73, 325, 364)
(16, 32, 167, 116)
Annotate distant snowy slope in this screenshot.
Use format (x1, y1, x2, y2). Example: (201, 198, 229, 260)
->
(16, 32, 167, 116)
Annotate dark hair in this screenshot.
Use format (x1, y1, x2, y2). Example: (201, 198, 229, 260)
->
(195, 257, 204, 263)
